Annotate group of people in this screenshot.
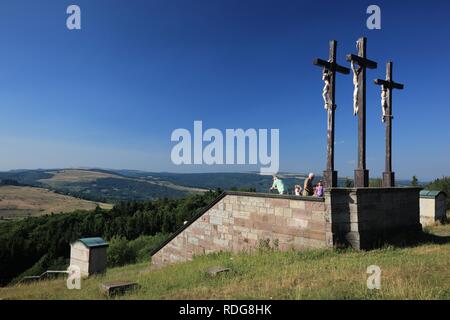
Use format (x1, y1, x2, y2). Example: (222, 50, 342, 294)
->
(269, 173, 323, 197)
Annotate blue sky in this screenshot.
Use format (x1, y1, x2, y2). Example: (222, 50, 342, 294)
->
(0, 0, 449, 180)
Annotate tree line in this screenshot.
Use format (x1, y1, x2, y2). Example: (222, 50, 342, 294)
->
(0, 190, 221, 286)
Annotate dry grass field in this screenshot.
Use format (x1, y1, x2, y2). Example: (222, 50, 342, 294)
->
(38, 169, 122, 185)
(0, 185, 112, 220)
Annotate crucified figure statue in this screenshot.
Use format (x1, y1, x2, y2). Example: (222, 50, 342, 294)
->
(322, 67, 332, 110)
(381, 84, 388, 122)
(351, 60, 362, 115)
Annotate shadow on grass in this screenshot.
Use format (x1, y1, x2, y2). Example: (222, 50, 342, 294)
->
(358, 212, 450, 250)
(413, 231, 450, 245)
(384, 224, 450, 249)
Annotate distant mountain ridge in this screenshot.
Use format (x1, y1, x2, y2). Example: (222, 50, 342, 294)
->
(0, 168, 418, 205)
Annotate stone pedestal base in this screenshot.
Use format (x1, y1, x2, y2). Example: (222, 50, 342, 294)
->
(327, 187, 422, 250)
(382, 172, 395, 187)
(323, 170, 337, 188)
(354, 169, 369, 188)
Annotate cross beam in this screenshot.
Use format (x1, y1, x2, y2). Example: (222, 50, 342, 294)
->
(374, 79, 404, 90)
(313, 58, 350, 75)
(313, 40, 349, 188)
(346, 37, 377, 188)
(346, 54, 377, 69)
(374, 61, 404, 187)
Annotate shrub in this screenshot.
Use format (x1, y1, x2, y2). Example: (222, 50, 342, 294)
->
(129, 233, 169, 263)
(107, 236, 136, 267)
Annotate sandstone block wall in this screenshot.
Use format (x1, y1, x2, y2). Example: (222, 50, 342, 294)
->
(151, 188, 422, 267)
(151, 192, 330, 267)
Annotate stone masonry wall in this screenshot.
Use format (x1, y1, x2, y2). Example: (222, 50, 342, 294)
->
(152, 188, 422, 267)
(152, 192, 330, 267)
(327, 187, 422, 249)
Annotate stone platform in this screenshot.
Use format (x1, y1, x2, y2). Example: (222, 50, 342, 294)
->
(151, 188, 422, 267)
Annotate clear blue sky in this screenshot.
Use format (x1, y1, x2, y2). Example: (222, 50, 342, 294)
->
(0, 0, 449, 180)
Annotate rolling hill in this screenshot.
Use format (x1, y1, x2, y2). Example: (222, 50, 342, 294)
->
(0, 168, 419, 209)
(0, 169, 207, 204)
(0, 185, 112, 221)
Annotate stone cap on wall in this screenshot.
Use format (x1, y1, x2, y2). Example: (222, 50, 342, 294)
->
(325, 187, 422, 193)
(226, 191, 324, 202)
(149, 191, 324, 257)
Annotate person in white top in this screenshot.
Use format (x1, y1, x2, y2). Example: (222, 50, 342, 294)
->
(294, 184, 302, 196)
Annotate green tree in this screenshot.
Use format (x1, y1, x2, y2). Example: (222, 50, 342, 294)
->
(107, 236, 136, 267)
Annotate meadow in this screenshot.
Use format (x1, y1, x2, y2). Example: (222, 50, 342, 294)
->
(1, 221, 448, 300)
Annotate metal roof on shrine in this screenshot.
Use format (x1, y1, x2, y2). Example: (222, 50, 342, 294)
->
(73, 237, 109, 248)
(420, 190, 447, 198)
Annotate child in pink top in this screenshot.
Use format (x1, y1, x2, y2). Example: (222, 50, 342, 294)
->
(315, 180, 324, 197)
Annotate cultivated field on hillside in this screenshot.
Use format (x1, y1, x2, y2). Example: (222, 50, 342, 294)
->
(38, 169, 123, 186)
(0, 186, 112, 220)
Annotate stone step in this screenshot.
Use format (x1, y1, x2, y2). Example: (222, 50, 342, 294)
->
(206, 266, 231, 277)
(100, 281, 139, 297)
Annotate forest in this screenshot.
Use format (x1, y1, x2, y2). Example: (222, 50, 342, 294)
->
(0, 189, 221, 286)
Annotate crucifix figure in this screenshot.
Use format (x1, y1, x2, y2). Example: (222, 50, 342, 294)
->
(322, 68, 332, 110)
(351, 40, 364, 115)
(346, 37, 377, 188)
(313, 40, 350, 188)
(381, 84, 388, 122)
(351, 65, 362, 116)
(374, 61, 404, 187)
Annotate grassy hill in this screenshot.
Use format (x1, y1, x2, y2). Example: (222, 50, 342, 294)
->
(0, 169, 208, 205)
(0, 185, 112, 220)
(1, 222, 449, 300)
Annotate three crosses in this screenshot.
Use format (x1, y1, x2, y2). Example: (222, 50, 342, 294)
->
(314, 37, 404, 188)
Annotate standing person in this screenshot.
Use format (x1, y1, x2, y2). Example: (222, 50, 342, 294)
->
(270, 175, 285, 195)
(303, 173, 315, 196)
(314, 180, 324, 197)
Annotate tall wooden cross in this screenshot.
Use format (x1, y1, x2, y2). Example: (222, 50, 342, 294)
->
(346, 37, 377, 188)
(374, 61, 404, 187)
(313, 40, 350, 188)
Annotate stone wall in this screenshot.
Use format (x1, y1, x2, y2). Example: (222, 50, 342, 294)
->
(151, 192, 330, 267)
(327, 187, 422, 249)
(151, 188, 422, 267)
